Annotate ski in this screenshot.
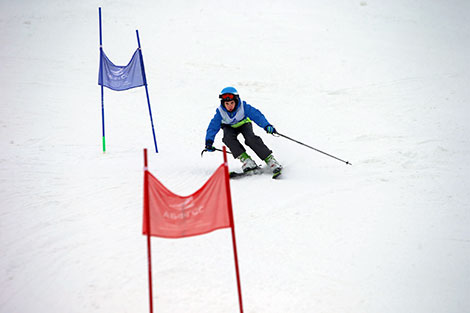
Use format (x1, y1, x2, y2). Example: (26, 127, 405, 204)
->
(229, 166, 263, 179)
(272, 168, 282, 179)
(229, 167, 283, 179)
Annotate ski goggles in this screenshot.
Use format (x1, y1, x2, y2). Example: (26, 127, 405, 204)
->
(219, 93, 236, 101)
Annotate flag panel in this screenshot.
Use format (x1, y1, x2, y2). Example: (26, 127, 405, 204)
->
(143, 164, 231, 238)
(99, 49, 145, 91)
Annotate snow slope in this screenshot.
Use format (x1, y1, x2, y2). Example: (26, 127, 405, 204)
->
(1, 1, 470, 312)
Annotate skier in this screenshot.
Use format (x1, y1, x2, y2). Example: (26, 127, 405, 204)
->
(204, 86, 282, 177)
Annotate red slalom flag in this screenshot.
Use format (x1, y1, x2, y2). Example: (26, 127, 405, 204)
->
(143, 164, 231, 238)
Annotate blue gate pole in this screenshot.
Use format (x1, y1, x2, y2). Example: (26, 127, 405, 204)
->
(136, 30, 158, 153)
(99, 7, 106, 153)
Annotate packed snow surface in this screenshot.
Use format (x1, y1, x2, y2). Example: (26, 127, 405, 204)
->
(1, 1, 469, 312)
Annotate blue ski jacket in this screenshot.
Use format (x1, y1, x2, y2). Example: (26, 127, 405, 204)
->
(205, 100, 271, 144)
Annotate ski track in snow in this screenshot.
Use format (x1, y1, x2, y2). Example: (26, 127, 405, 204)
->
(1, 1, 470, 313)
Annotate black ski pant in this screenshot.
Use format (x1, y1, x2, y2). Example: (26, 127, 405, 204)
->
(222, 123, 272, 160)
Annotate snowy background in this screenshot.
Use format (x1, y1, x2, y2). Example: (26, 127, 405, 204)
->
(1, 0, 470, 312)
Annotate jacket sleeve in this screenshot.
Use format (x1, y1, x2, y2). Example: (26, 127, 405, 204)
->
(205, 109, 222, 143)
(244, 102, 270, 129)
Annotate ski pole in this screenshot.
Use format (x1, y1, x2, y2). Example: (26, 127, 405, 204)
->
(201, 147, 232, 157)
(274, 132, 352, 165)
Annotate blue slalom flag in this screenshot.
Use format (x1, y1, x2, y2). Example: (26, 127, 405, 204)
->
(99, 49, 145, 91)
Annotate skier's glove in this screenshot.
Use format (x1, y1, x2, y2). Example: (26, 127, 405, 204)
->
(205, 140, 216, 152)
(265, 125, 276, 134)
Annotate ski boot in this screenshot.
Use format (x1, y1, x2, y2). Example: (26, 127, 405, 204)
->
(265, 154, 282, 179)
(239, 152, 258, 173)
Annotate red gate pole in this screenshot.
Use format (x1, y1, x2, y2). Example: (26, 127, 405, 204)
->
(222, 146, 244, 313)
(143, 148, 154, 313)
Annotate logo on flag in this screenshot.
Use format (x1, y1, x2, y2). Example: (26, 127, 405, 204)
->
(143, 164, 231, 239)
(99, 49, 145, 91)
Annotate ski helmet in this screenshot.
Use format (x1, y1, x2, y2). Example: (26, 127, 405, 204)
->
(219, 86, 240, 106)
